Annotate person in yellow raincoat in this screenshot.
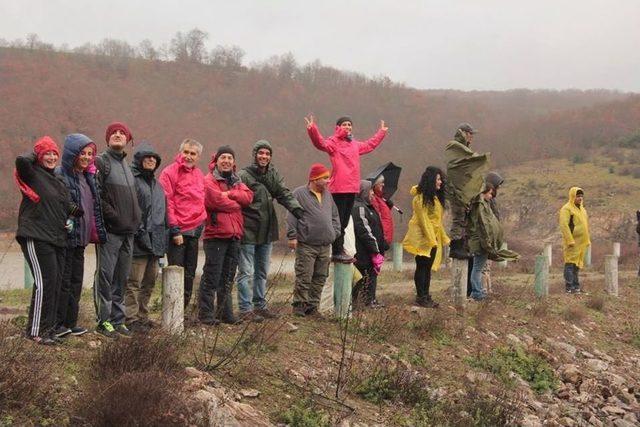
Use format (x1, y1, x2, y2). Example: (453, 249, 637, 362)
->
(402, 166, 450, 308)
(559, 187, 590, 293)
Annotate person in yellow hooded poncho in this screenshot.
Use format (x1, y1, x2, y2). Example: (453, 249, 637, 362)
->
(402, 167, 450, 308)
(559, 187, 590, 294)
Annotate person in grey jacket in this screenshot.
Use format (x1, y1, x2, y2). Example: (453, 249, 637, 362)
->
(287, 163, 340, 317)
(93, 122, 141, 338)
(124, 142, 168, 332)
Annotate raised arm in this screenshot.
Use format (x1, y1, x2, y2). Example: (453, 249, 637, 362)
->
(15, 152, 38, 183)
(306, 115, 335, 154)
(357, 120, 388, 155)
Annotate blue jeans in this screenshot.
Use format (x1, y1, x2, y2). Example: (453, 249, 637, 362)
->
(470, 252, 488, 300)
(236, 243, 272, 312)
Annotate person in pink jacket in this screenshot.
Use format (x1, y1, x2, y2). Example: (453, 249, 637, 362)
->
(305, 115, 388, 263)
(158, 139, 207, 311)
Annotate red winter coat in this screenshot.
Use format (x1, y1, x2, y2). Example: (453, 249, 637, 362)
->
(159, 154, 207, 235)
(203, 168, 253, 240)
(307, 124, 386, 194)
(371, 193, 393, 245)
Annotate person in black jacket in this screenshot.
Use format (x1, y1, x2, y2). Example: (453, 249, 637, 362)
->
(93, 122, 141, 338)
(351, 180, 389, 308)
(15, 136, 80, 345)
(54, 134, 107, 339)
(124, 142, 168, 332)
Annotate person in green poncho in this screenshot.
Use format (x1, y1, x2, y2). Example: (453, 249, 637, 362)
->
(468, 182, 520, 300)
(444, 123, 490, 259)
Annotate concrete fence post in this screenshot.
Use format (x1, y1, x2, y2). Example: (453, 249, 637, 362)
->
(613, 242, 621, 258)
(392, 242, 403, 272)
(534, 255, 549, 297)
(543, 244, 553, 268)
(584, 245, 592, 267)
(162, 265, 184, 333)
(604, 255, 619, 297)
(333, 263, 353, 319)
(450, 258, 468, 309)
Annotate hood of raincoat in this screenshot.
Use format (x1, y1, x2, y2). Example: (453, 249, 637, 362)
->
(453, 129, 468, 146)
(357, 179, 372, 203)
(132, 142, 161, 176)
(252, 139, 273, 162)
(485, 171, 504, 188)
(567, 186, 584, 207)
(61, 133, 97, 174)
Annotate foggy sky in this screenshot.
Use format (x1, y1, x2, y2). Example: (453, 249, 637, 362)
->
(1, 0, 638, 91)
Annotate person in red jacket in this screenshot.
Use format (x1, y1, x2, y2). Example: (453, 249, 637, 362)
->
(159, 139, 207, 311)
(199, 146, 253, 325)
(305, 115, 388, 263)
(368, 175, 394, 247)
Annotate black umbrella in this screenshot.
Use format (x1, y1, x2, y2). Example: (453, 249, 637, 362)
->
(366, 162, 403, 214)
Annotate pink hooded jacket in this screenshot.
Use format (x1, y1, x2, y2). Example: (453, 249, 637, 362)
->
(307, 123, 386, 194)
(159, 153, 207, 235)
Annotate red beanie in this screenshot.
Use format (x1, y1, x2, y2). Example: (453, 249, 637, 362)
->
(105, 122, 133, 144)
(34, 136, 60, 163)
(308, 163, 330, 181)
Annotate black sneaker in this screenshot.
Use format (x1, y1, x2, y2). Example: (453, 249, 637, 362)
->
(70, 326, 88, 336)
(96, 321, 118, 339)
(114, 324, 133, 338)
(54, 326, 72, 338)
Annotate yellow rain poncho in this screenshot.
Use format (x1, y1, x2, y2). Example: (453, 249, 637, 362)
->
(559, 187, 591, 268)
(402, 186, 450, 271)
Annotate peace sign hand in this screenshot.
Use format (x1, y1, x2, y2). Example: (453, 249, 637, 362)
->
(304, 115, 315, 129)
(380, 120, 388, 131)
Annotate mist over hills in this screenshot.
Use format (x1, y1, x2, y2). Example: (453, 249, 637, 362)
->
(1, 42, 638, 230)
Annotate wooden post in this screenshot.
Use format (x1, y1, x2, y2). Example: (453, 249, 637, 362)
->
(333, 263, 353, 319)
(162, 266, 184, 333)
(584, 245, 592, 267)
(24, 258, 33, 289)
(450, 258, 468, 309)
(392, 242, 403, 272)
(613, 242, 621, 258)
(543, 244, 553, 268)
(534, 255, 549, 297)
(497, 243, 508, 268)
(604, 255, 618, 297)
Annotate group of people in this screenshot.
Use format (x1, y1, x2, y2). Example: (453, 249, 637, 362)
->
(14, 116, 589, 346)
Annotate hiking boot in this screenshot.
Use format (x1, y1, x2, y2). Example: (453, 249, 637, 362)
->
(114, 324, 133, 338)
(256, 308, 280, 319)
(331, 253, 355, 263)
(200, 318, 221, 326)
(418, 298, 440, 308)
(219, 316, 243, 325)
(96, 321, 118, 339)
(70, 326, 88, 336)
(449, 239, 470, 259)
(239, 311, 265, 323)
(54, 326, 72, 338)
(293, 305, 307, 317)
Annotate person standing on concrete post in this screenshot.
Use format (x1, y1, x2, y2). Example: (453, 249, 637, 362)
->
(237, 140, 304, 322)
(402, 166, 450, 308)
(15, 136, 82, 345)
(305, 115, 388, 263)
(287, 163, 340, 317)
(199, 146, 253, 325)
(445, 123, 489, 259)
(94, 122, 141, 338)
(352, 180, 388, 308)
(125, 142, 167, 332)
(54, 134, 107, 339)
(559, 187, 590, 294)
(159, 139, 207, 311)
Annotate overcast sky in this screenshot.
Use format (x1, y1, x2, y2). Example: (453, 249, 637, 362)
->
(1, 0, 638, 91)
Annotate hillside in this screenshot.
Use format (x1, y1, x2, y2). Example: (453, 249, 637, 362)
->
(1, 47, 639, 230)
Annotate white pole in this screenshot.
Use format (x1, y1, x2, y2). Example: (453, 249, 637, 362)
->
(162, 265, 184, 333)
(604, 255, 618, 297)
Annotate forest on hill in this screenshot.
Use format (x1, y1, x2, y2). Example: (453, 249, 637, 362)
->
(1, 31, 639, 229)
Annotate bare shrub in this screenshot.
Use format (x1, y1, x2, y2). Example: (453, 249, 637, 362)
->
(561, 305, 586, 322)
(585, 294, 605, 311)
(0, 322, 57, 419)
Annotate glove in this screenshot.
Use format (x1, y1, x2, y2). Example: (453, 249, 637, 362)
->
(292, 207, 304, 220)
(371, 253, 384, 275)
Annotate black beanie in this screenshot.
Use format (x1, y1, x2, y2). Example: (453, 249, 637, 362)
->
(336, 116, 353, 126)
(215, 145, 235, 160)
